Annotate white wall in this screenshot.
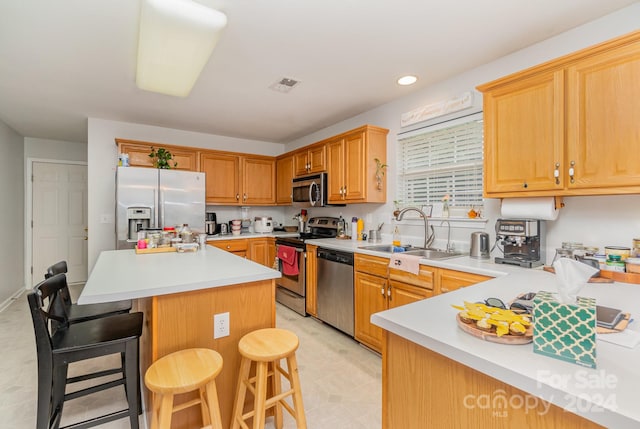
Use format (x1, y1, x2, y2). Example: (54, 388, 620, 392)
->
(0, 120, 24, 307)
(283, 4, 640, 262)
(24, 137, 87, 162)
(86, 118, 286, 269)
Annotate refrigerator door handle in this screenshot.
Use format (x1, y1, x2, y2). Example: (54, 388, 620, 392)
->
(153, 188, 159, 228)
(159, 189, 165, 229)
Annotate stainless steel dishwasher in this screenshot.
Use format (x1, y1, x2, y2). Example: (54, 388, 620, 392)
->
(316, 248, 354, 336)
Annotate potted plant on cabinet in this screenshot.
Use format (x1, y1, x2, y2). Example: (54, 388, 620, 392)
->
(149, 147, 177, 169)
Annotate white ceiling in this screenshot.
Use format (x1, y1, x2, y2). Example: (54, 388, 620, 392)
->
(0, 0, 636, 144)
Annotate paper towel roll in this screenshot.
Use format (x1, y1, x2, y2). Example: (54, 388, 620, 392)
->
(500, 197, 559, 221)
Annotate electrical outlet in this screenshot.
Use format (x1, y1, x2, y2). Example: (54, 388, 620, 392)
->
(213, 312, 230, 339)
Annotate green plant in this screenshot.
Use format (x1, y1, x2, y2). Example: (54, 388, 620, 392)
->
(149, 147, 177, 169)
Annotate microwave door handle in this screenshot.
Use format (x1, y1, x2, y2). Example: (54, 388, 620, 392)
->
(309, 181, 317, 206)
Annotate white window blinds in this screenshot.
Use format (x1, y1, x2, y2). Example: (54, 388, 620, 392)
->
(397, 112, 484, 208)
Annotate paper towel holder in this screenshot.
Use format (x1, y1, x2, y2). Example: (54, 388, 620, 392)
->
(554, 196, 564, 209)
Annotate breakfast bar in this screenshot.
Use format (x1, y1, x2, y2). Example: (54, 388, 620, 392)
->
(79, 246, 281, 429)
(372, 269, 640, 429)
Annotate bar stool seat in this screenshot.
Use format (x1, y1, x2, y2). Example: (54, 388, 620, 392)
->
(231, 328, 307, 429)
(145, 348, 224, 429)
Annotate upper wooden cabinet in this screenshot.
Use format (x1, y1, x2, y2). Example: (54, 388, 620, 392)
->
(275, 154, 294, 205)
(326, 125, 388, 204)
(200, 152, 275, 205)
(294, 144, 326, 176)
(478, 31, 640, 197)
(116, 139, 198, 171)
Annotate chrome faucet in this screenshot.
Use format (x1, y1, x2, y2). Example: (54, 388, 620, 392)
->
(440, 220, 454, 252)
(395, 207, 434, 249)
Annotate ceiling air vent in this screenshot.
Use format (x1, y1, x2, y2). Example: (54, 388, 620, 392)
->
(269, 77, 301, 93)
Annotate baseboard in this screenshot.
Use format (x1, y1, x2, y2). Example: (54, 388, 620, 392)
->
(0, 287, 26, 313)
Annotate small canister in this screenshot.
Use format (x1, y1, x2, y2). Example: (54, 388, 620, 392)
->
(604, 246, 631, 261)
(605, 254, 626, 272)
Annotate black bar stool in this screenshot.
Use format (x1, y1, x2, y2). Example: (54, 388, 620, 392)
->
(45, 260, 132, 323)
(28, 273, 143, 429)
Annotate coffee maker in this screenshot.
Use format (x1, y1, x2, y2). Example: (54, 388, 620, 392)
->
(494, 219, 546, 268)
(205, 212, 217, 235)
(127, 207, 151, 241)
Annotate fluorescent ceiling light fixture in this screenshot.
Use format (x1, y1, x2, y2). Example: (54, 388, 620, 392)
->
(136, 0, 227, 97)
(397, 75, 418, 86)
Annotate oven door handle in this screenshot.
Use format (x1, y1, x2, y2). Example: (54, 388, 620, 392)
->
(276, 244, 305, 253)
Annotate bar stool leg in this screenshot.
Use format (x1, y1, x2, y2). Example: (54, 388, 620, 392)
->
(231, 356, 252, 429)
(272, 360, 283, 429)
(205, 380, 223, 429)
(253, 361, 269, 429)
(287, 354, 307, 428)
(154, 394, 174, 429)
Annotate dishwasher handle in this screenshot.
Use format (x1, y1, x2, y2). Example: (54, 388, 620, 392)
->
(317, 248, 354, 265)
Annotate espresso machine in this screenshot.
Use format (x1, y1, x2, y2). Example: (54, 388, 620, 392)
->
(126, 207, 151, 241)
(494, 219, 546, 268)
(205, 212, 217, 235)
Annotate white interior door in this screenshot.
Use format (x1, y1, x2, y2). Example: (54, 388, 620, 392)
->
(32, 162, 88, 285)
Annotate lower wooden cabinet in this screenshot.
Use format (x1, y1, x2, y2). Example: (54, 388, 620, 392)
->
(355, 254, 434, 353)
(248, 237, 276, 268)
(354, 254, 493, 353)
(208, 238, 275, 267)
(305, 245, 318, 317)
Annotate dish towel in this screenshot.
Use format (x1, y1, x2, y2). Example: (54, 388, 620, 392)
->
(278, 245, 299, 276)
(388, 253, 421, 275)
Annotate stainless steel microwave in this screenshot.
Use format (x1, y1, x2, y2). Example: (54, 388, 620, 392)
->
(292, 173, 327, 207)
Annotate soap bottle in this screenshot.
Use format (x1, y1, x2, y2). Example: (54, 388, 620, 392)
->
(351, 217, 358, 241)
(357, 218, 364, 241)
(392, 226, 401, 247)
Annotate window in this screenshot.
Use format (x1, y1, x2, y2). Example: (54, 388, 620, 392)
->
(396, 112, 483, 211)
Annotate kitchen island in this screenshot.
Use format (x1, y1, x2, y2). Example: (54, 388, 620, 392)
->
(79, 246, 281, 429)
(372, 269, 640, 428)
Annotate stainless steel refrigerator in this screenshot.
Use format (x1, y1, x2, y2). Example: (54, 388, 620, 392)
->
(116, 166, 205, 249)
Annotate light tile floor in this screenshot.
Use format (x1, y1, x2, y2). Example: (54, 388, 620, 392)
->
(1, 286, 382, 428)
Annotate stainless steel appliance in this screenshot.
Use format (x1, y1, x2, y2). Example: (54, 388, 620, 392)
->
(317, 248, 354, 336)
(116, 167, 205, 249)
(292, 172, 327, 207)
(469, 231, 490, 259)
(494, 219, 545, 268)
(275, 216, 339, 315)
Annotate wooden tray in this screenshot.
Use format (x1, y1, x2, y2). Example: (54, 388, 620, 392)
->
(135, 246, 176, 254)
(456, 313, 533, 345)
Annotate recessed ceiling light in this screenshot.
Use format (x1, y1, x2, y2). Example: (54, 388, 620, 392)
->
(397, 75, 418, 86)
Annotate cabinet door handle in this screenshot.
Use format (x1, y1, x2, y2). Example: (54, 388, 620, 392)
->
(387, 286, 392, 300)
(343, 186, 347, 199)
(569, 161, 575, 184)
(554, 162, 560, 185)
(441, 287, 450, 293)
(226, 245, 231, 249)
(236, 194, 240, 201)
(243, 193, 247, 201)
(380, 287, 385, 296)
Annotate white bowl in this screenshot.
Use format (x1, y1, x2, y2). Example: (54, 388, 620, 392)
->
(232, 230, 241, 236)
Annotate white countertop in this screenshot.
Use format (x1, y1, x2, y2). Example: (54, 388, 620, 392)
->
(205, 231, 299, 240)
(304, 237, 526, 277)
(371, 269, 640, 428)
(78, 246, 281, 305)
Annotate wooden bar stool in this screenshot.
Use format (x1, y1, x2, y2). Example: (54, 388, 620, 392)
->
(231, 328, 307, 429)
(145, 348, 224, 429)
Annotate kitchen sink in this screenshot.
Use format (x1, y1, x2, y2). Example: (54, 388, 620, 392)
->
(359, 244, 463, 260)
(404, 249, 464, 260)
(359, 244, 412, 253)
